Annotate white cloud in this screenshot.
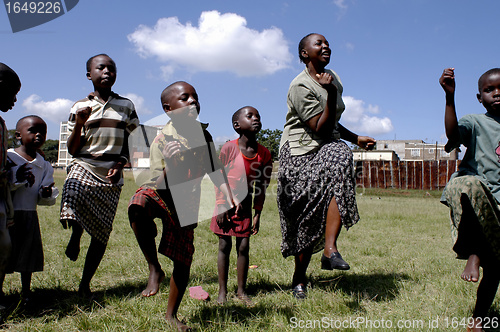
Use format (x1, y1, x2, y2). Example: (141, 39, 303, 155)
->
(342, 96, 393, 136)
(344, 42, 355, 52)
(128, 11, 293, 77)
(123, 93, 152, 115)
(214, 133, 238, 147)
(160, 65, 175, 81)
(333, 0, 348, 9)
(22, 94, 73, 123)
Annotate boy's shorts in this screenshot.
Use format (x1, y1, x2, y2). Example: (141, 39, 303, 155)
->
(129, 187, 195, 266)
(442, 175, 500, 262)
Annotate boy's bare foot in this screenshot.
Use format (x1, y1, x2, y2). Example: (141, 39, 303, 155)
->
(65, 232, 80, 261)
(461, 254, 480, 282)
(142, 269, 165, 297)
(78, 285, 94, 300)
(165, 315, 192, 331)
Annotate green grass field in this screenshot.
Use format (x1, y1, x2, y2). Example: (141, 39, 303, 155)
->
(0, 169, 498, 331)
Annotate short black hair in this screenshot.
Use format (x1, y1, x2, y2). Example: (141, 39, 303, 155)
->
(298, 33, 317, 63)
(0, 62, 21, 87)
(232, 106, 248, 124)
(86, 54, 115, 72)
(16, 115, 46, 130)
(478, 68, 500, 93)
(160, 81, 190, 105)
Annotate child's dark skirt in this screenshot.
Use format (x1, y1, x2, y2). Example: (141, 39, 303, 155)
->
(60, 163, 122, 245)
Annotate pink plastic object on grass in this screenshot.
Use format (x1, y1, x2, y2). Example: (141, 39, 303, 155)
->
(189, 286, 210, 301)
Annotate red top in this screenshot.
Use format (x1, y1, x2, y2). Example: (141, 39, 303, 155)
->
(210, 139, 272, 237)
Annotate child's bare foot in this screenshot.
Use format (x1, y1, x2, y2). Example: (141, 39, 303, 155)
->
(65, 230, 81, 261)
(462, 254, 480, 282)
(466, 317, 483, 332)
(236, 292, 252, 306)
(165, 314, 192, 331)
(217, 291, 227, 305)
(78, 285, 94, 300)
(142, 268, 165, 297)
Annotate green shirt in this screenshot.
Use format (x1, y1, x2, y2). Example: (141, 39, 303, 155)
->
(280, 68, 345, 156)
(447, 112, 500, 202)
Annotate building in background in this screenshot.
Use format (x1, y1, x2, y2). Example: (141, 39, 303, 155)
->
(352, 150, 399, 161)
(57, 122, 164, 168)
(375, 139, 458, 161)
(57, 121, 70, 167)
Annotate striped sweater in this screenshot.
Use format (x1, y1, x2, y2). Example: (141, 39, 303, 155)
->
(67, 92, 139, 183)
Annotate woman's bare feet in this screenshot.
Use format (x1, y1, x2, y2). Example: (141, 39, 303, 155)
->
(165, 314, 192, 331)
(462, 254, 480, 282)
(142, 268, 165, 297)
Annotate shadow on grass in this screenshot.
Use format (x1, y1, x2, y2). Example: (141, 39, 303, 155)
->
(0, 280, 147, 325)
(311, 272, 411, 308)
(192, 302, 297, 330)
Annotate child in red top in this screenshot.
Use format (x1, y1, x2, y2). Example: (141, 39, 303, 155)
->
(210, 106, 272, 304)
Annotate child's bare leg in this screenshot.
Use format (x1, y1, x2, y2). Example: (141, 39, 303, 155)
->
(462, 254, 481, 282)
(129, 207, 165, 297)
(20, 272, 32, 298)
(165, 260, 190, 331)
(0, 272, 6, 301)
(469, 264, 500, 331)
(0, 229, 10, 295)
(236, 237, 250, 301)
(78, 236, 107, 297)
(217, 236, 231, 304)
(65, 220, 83, 261)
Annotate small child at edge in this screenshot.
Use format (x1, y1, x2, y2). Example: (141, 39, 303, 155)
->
(6, 115, 58, 303)
(0, 63, 21, 308)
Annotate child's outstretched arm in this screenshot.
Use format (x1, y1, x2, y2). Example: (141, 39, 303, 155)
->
(439, 68, 459, 143)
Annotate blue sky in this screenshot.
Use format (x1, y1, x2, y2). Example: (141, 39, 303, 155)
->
(1, 0, 499, 147)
